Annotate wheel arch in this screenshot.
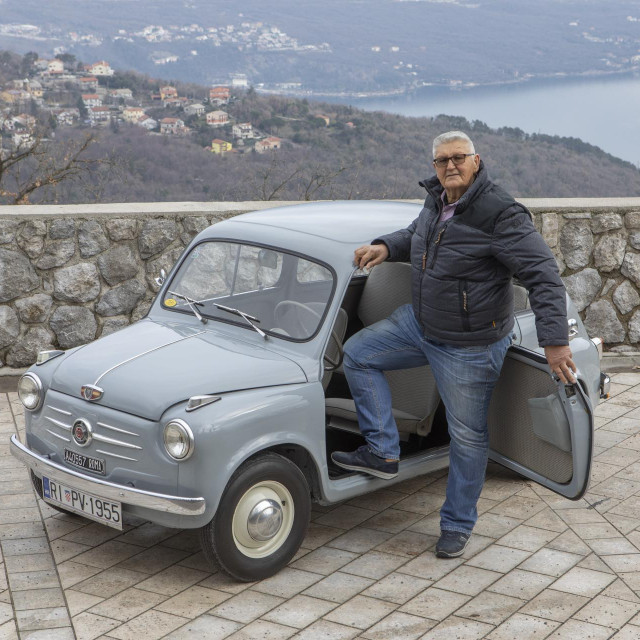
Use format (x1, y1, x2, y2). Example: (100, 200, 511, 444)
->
(244, 443, 323, 503)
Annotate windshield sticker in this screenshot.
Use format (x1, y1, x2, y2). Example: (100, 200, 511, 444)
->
(164, 298, 177, 307)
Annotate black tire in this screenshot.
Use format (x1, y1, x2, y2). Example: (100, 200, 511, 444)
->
(199, 452, 311, 582)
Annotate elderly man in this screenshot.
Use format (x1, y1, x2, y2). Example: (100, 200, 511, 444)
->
(332, 131, 575, 558)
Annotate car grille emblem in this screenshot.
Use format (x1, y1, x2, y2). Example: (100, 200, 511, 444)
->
(72, 419, 92, 447)
(81, 385, 103, 401)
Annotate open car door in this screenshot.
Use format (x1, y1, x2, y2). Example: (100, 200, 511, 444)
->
(488, 345, 593, 500)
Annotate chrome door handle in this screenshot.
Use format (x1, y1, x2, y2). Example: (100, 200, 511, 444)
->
(568, 318, 578, 338)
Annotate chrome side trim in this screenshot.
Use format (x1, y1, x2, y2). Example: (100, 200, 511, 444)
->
(10, 435, 205, 516)
(95, 449, 138, 462)
(45, 416, 72, 431)
(46, 429, 70, 442)
(94, 330, 206, 386)
(96, 422, 140, 438)
(92, 433, 142, 450)
(47, 405, 72, 416)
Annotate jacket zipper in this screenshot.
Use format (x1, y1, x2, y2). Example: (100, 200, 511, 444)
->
(460, 281, 471, 332)
(428, 222, 449, 270)
(418, 213, 439, 325)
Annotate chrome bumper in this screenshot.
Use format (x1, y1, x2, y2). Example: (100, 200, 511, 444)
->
(10, 435, 205, 516)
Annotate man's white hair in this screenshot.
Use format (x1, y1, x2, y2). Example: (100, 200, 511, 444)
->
(432, 131, 475, 158)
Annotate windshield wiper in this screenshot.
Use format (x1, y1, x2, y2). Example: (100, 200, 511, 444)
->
(168, 290, 207, 324)
(214, 304, 267, 339)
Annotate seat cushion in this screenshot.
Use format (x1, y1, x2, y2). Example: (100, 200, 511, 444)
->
(325, 397, 429, 434)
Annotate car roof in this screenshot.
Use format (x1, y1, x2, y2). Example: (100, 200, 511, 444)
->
(200, 201, 420, 248)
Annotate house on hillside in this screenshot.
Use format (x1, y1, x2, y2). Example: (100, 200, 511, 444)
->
(82, 94, 102, 108)
(206, 110, 229, 127)
(232, 122, 253, 139)
(47, 59, 64, 75)
(86, 61, 114, 76)
(163, 96, 189, 109)
(13, 130, 34, 147)
(12, 114, 37, 130)
(231, 74, 248, 88)
(122, 107, 146, 123)
(209, 86, 230, 105)
(108, 88, 133, 100)
(160, 117, 186, 134)
(77, 76, 99, 92)
(89, 106, 111, 125)
(53, 108, 80, 126)
(255, 136, 282, 154)
(137, 116, 158, 130)
(211, 138, 232, 154)
(26, 80, 43, 98)
(160, 86, 178, 101)
(184, 102, 205, 117)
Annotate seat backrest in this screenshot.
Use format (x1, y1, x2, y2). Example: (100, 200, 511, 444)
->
(358, 262, 413, 326)
(356, 262, 439, 433)
(513, 283, 530, 312)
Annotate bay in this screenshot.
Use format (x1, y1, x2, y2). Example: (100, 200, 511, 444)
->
(324, 74, 640, 167)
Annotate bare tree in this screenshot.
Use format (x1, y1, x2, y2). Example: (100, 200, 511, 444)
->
(250, 152, 302, 201)
(298, 164, 347, 200)
(0, 130, 110, 204)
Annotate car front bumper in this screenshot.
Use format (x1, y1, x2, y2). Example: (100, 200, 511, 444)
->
(10, 434, 206, 517)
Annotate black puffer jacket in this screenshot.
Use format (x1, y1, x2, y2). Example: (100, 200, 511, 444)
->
(374, 163, 568, 347)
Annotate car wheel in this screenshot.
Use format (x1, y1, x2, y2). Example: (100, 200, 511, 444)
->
(199, 452, 311, 582)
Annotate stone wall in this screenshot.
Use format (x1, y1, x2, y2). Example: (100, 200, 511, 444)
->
(1, 198, 640, 372)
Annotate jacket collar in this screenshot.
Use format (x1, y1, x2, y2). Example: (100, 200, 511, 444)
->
(420, 160, 489, 215)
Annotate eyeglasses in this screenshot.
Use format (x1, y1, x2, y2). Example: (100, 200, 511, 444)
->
(432, 153, 474, 168)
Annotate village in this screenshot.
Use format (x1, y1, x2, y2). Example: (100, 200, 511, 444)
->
(0, 56, 301, 156)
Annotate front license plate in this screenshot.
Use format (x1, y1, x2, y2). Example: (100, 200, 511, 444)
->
(42, 476, 122, 530)
(64, 448, 105, 475)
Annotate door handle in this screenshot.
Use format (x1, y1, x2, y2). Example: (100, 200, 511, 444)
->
(568, 318, 578, 338)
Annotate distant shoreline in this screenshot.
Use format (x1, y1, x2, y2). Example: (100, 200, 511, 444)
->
(255, 67, 640, 100)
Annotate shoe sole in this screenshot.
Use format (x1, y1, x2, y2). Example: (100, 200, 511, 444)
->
(435, 536, 470, 559)
(331, 458, 398, 480)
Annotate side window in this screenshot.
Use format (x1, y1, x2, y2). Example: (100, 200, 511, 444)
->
(297, 257, 332, 283)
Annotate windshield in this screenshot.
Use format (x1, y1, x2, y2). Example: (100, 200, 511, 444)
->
(163, 241, 335, 340)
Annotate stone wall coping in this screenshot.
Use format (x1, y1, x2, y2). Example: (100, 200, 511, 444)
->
(2, 198, 640, 218)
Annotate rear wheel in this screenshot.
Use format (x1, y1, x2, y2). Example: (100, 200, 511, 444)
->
(199, 452, 311, 581)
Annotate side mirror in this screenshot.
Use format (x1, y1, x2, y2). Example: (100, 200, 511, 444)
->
(154, 268, 167, 287)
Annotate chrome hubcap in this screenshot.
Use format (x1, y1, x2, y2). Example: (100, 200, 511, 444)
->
(247, 499, 283, 541)
(232, 481, 294, 559)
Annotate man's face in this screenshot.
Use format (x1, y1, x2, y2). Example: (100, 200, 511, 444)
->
(433, 141, 480, 196)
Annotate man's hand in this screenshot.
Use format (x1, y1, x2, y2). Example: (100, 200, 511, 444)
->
(544, 345, 576, 384)
(354, 243, 389, 270)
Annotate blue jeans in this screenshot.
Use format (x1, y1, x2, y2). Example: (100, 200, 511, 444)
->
(343, 304, 511, 534)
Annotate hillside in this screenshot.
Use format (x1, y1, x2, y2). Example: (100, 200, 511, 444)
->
(1, 51, 639, 204)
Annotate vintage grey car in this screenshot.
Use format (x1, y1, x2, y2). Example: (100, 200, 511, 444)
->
(10, 201, 609, 581)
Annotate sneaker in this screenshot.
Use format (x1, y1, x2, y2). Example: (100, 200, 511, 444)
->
(435, 530, 471, 558)
(331, 445, 398, 479)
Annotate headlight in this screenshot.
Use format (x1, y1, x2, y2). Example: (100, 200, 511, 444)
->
(163, 419, 194, 460)
(18, 373, 43, 411)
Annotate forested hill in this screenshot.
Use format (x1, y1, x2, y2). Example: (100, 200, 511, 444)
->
(67, 96, 640, 203)
(1, 51, 639, 203)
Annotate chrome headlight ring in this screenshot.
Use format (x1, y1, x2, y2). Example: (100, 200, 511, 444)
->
(163, 419, 195, 461)
(18, 373, 44, 411)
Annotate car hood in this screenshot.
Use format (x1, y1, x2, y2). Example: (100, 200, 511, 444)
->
(50, 319, 307, 420)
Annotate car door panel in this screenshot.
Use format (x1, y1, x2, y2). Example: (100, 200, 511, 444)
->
(488, 345, 593, 500)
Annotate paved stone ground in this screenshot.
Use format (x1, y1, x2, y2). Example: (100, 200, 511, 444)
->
(5, 373, 640, 639)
